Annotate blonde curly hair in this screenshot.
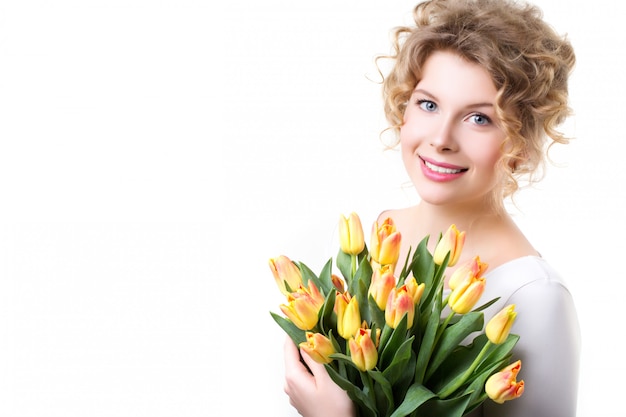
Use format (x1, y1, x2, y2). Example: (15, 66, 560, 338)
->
(379, 0, 576, 203)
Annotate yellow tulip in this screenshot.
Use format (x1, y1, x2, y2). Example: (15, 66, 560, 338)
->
(299, 332, 336, 364)
(485, 360, 525, 404)
(433, 224, 466, 267)
(368, 264, 396, 310)
(486, 304, 517, 344)
(349, 328, 379, 371)
(385, 285, 415, 328)
(370, 218, 401, 268)
(335, 292, 361, 339)
(269, 255, 302, 296)
(404, 276, 426, 305)
(448, 273, 485, 314)
(448, 256, 488, 291)
(338, 212, 365, 255)
(279, 281, 324, 330)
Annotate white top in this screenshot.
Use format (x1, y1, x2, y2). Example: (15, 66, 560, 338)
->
(465, 256, 581, 417)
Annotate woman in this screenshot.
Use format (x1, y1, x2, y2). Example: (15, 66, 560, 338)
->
(283, 0, 580, 416)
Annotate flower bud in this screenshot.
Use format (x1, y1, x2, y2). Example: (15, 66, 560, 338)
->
(331, 273, 345, 292)
(448, 256, 488, 291)
(335, 292, 361, 339)
(269, 255, 302, 296)
(448, 273, 485, 314)
(349, 328, 379, 371)
(385, 285, 415, 328)
(299, 332, 336, 364)
(433, 224, 466, 267)
(486, 360, 525, 404)
(370, 218, 401, 268)
(279, 281, 324, 330)
(368, 264, 396, 311)
(338, 212, 365, 255)
(404, 276, 426, 305)
(486, 304, 517, 345)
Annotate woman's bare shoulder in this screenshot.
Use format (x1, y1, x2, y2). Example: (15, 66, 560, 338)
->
(376, 206, 418, 224)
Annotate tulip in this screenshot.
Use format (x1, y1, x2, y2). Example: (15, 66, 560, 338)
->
(486, 360, 525, 404)
(368, 264, 396, 310)
(448, 273, 486, 314)
(269, 255, 303, 296)
(338, 212, 365, 255)
(486, 304, 517, 345)
(331, 274, 345, 292)
(349, 328, 379, 371)
(279, 281, 325, 330)
(385, 285, 415, 328)
(404, 276, 426, 305)
(448, 256, 488, 291)
(433, 224, 466, 267)
(335, 292, 361, 339)
(299, 332, 336, 364)
(370, 218, 401, 268)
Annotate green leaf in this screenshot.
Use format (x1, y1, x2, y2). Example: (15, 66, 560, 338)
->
(475, 334, 519, 374)
(382, 336, 415, 386)
(389, 384, 436, 417)
(318, 290, 337, 336)
(414, 298, 441, 384)
(325, 365, 378, 417)
(380, 316, 409, 369)
(410, 236, 435, 288)
(428, 334, 490, 392)
(269, 312, 306, 345)
(336, 249, 352, 283)
(413, 392, 473, 417)
(368, 295, 386, 331)
(425, 311, 484, 381)
(317, 258, 334, 295)
(297, 261, 324, 293)
(368, 370, 395, 416)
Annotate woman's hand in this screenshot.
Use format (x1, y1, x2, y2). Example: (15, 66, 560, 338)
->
(283, 337, 355, 417)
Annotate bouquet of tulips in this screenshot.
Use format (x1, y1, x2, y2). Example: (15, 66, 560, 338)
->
(269, 212, 524, 417)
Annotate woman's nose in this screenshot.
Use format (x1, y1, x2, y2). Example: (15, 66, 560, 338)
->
(429, 117, 457, 152)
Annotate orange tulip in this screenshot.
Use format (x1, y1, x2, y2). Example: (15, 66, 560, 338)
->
(338, 212, 365, 255)
(368, 264, 396, 310)
(331, 273, 345, 292)
(486, 304, 517, 345)
(269, 255, 302, 296)
(335, 292, 361, 339)
(433, 224, 466, 267)
(299, 332, 336, 364)
(448, 256, 488, 291)
(279, 281, 324, 330)
(369, 218, 401, 268)
(486, 360, 525, 404)
(385, 285, 415, 328)
(349, 328, 379, 371)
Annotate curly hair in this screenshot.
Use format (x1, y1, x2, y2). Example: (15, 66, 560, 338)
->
(379, 0, 576, 202)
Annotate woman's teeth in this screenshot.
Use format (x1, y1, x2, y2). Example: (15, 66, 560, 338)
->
(424, 160, 464, 174)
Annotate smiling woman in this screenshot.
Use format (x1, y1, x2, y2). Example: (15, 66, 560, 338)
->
(400, 51, 506, 210)
(280, 1, 581, 416)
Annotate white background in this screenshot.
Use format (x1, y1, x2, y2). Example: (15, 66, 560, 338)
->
(0, 0, 623, 416)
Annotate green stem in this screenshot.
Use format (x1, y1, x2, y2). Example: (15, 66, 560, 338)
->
(439, 340, 493, 399)
(433, 311, 455, 349)
(351, 254, 357, 280)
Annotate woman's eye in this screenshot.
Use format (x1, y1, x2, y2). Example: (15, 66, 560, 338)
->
(470, 113, 491, 125)
(417, 100, 437, 112)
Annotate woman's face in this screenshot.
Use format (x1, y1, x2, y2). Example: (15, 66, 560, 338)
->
(400, 50, 506, 209)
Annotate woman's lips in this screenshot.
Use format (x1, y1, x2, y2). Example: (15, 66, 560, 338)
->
(419, 156, 468, 181)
